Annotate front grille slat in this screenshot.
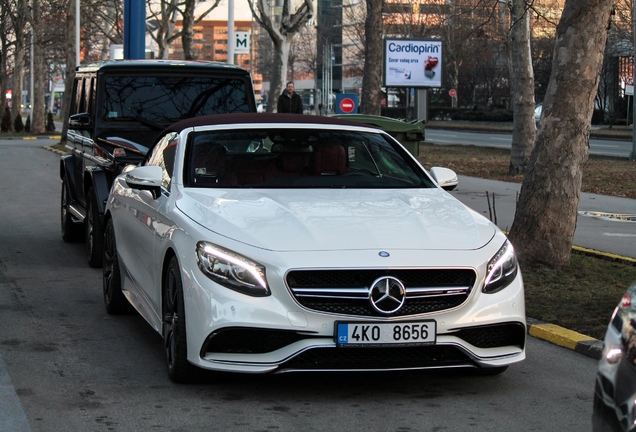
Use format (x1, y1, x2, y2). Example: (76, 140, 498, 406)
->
(287, 269, 476, 317)
(282, 345, 474, 370)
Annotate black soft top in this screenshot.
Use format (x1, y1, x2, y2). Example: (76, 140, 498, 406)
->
(76, 59, 249, 75)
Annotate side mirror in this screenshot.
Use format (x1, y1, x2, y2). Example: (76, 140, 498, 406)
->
(429, 166, 458, 191)
(125, 166, 163, 199)
(68, 112, 92, 130)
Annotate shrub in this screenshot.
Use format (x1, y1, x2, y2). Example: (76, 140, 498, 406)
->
(14, 114, 24, 133)
(46, 111, 56, 131)
(1, 105, 12, 132)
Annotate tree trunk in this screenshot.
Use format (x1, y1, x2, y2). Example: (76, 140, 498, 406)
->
(31, 0, 46, 133)
(247, 0, 313, 113)
(508, 0, 614, 267)
(359, 0, 382, 115)
(271, 39, 290, 112)
(181, 0, 196, 60)
(0, 8, 8, 126)
(11, 0, 26, 123)
(61, 0, 78, 141)
(507, 0, 536, 175)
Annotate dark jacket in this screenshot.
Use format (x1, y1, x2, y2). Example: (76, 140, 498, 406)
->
(277, 90, 303, 114)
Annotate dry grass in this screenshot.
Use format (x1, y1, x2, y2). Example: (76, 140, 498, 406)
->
(419, 143, 636, 199)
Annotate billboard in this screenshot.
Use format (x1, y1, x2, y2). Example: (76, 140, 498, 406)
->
(384, 39, 442, 88)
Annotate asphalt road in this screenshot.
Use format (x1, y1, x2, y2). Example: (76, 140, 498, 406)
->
(426, 128, 634, 158)
(0, 138, 603, 431)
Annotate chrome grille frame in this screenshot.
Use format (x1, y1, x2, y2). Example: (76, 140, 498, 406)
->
(287, 268, 477, 317)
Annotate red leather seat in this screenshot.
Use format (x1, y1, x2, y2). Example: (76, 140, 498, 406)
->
(312, 143, 347, 175)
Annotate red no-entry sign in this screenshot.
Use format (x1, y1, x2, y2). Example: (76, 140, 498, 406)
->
(449, 89, 457, 98)
(340, 98, 355, 113)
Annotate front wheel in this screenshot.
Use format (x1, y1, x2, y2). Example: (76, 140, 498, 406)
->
(86, 187, 104, 268)
(163, 256, 196, 383)
(103, 218, 132, 315)
(61, 178, 83, 242)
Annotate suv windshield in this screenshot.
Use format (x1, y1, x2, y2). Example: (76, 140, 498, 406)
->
(184, 129, 436, 189)
(100, 75, 252, 126)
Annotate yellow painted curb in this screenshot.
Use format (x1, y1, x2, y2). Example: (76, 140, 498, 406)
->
(573, 245, 636, 265)
(529, 323, 595, 350)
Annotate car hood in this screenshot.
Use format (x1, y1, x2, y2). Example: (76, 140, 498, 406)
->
(177, 188, 496, 252)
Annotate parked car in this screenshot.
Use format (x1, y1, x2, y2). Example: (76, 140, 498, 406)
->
(593, 281, 636, 431)
(103, 113, 526, 382)
(60, 60, 257, 268)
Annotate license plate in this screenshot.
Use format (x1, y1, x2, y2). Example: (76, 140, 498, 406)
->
(335, 321, 436, 347)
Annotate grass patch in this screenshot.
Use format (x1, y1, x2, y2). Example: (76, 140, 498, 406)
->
(419, 142, 636, 339)
(419, 143, 636, 199)
(523, 254, 635, 339)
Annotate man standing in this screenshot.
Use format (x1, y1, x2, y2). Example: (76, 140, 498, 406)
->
(277, 82, 303, 114)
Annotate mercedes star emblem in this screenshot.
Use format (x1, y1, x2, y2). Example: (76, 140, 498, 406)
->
(369, 276, 406, 314)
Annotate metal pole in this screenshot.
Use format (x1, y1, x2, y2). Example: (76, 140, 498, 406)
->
(227, 0, 235, 65)
(30, 31, 33, 115)
(76, 0, 80, 65)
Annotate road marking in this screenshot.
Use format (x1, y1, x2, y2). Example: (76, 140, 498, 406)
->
(0, 353, 32, 432)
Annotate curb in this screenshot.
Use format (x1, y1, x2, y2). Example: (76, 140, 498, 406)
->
(527, 318, 603, 360)
(2, 135, 61, 140)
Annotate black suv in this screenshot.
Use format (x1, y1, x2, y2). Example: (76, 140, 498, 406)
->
(60, 60, 257, 267)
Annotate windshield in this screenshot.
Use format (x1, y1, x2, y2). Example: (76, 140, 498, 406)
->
(184, 128, 436, 189)
(99, 75, 252, 125)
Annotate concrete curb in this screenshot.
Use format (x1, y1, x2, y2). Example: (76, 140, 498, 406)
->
(527, 318, 603, 360)
(2, 135, 61, 140)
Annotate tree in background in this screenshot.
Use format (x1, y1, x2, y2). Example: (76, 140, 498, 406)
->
(359, 0, 383, 115)
(30, 0, 46, 133)
(508, 0, 615, 266)
(507, 0, 536, 175)
(1, 0, 29, 125)
(247, 0, 314, 113)
(60, 0, 78, 141)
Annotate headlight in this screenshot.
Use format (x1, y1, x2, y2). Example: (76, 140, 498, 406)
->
(483, 240, 518, 294)
(196, 242, 270, 297)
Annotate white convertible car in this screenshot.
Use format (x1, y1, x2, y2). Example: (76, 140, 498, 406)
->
(103, 113, 526, 382)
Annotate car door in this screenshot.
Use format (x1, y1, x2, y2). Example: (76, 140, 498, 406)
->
(115, 132, 178, 322)
(67, 75, 96, 205)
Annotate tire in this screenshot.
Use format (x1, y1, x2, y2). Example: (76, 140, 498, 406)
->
(103, 218, 132, 315)
(86, 187, 104, 268)
(61, 178, 84, 242)
(163, 256, 196, 383)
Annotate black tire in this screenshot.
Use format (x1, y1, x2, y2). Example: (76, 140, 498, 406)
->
(103, 218, 132, 315)
(163, 256, 196, 383)
(61, 178, 84, 242)
(86, 187, 104, 268)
